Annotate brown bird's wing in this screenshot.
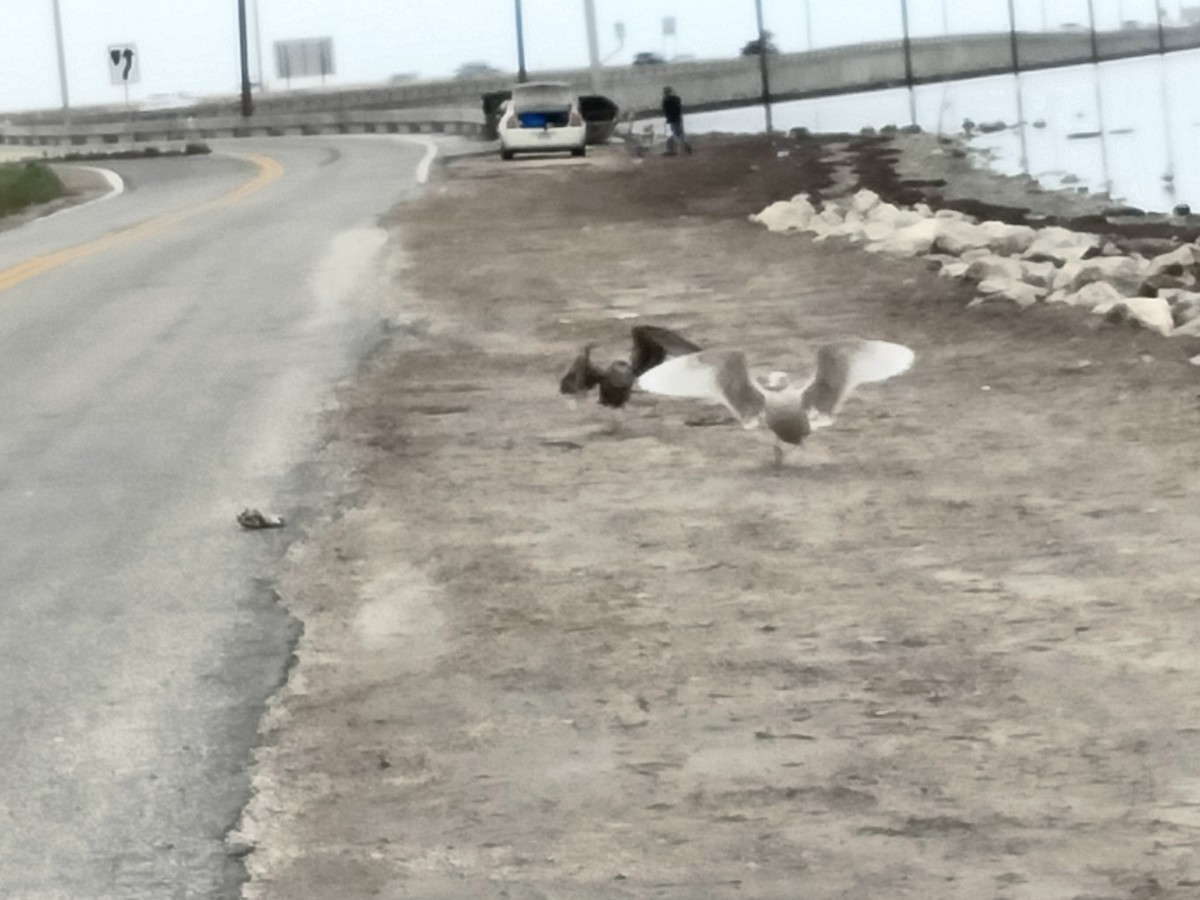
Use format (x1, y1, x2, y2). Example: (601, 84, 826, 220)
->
(797, 339, 915, 427)
(559, 345, 604, 396)
(628, 325, 702, 377)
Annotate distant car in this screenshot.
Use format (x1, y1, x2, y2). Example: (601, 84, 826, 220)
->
(632, 52, 666, 65)
(498, 82, 587, 161)
(456, 62, 503, 79)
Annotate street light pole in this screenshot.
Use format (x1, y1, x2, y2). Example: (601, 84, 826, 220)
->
(900, 0, 916, 125)
(514, 0, 528, 83)
(238, 0, 253, 116)
(753, 0, 773, 132)
(50, 0, 70, 111)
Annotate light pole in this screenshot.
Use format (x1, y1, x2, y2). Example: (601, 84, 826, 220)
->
(514, 0, 528, 83)
(238, 0, 253, 116)
(805, 0, 813, 49)
(51, 0, 70, 111)
(900, 0, 915, 125)
(754, 0, 773, 131)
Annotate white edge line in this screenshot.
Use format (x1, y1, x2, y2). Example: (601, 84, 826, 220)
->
(34, 166, 125, 224)
(392, 136, 439, 185)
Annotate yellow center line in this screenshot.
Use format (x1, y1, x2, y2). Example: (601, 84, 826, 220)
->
(0, 153, 284, 296)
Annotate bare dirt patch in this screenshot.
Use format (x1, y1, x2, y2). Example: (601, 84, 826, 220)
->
(236, 136, 1200, 900)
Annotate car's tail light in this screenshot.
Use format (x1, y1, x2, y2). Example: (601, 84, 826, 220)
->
(569, 110, 583, 127)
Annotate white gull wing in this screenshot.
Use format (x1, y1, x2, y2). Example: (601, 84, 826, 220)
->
(636, 350, 766, 425)
(798, 339, 915, 428)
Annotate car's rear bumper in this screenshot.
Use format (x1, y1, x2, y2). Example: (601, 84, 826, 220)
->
(500, 125, 587, 153)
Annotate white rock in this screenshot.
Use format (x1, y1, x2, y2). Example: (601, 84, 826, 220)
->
(866, 202, 926, 230)
(1058, 281, 1126, 310)
(1147, 243, 1200, 276)
(875, 217, 941, 256)
(1173, 317, 1200, 337)
(1024, 226, 1101, 262)
(933, 219, 993, 256)
(965, 255, 1026, 283)
(851, 189, 881, 215)
(978, 221, 1038, 256)
(977, 277, 1046, 307)
(938, 261, 971, 279)
(1019, 259, 1058, 288)
(1102, 296, 1174, 335)
(1164, 289, 1200, 326)
(750, 200, 813, 233)
(1063, 256, 1147, 295)
(934, 208, 971, 221)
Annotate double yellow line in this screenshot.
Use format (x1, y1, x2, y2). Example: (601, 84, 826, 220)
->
(0, 153, 284, 296)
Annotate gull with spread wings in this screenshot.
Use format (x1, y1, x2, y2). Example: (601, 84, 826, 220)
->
(636, 339, 915, 467)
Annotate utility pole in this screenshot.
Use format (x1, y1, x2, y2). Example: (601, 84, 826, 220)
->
(1006, 0, 1020, 72)
(514, 0, 528, 83)
(753, 0, 773, 132)
(51, 0, 70, 111)
(582, 0, 601, 91)
(900, 0, 916, 125)
(251, 0, 265, 90)
(238, 0, 253, 116)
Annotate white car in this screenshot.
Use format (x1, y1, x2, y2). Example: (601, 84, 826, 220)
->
(498, 82, 586, 161)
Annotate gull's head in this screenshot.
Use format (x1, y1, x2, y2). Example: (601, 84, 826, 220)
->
(762, 371, 791, 391)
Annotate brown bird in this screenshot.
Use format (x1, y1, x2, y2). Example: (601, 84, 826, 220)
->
(559, 325, 701, 410)
(636, 338, 915, 467)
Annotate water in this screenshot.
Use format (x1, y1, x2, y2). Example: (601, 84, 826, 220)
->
(688, 48, 1200, 214)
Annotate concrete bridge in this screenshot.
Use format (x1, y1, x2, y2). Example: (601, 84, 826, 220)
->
(4, 24, 1200, 147)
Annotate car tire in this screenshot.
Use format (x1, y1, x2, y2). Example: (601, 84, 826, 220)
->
(570, 146, 586, 157)
(501, 149, 515, 161)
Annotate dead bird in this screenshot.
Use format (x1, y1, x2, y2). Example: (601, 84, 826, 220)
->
(637, 338, 915, 468)
(559, 325, 701, 410)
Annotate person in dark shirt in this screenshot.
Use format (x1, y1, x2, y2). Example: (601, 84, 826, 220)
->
(661, 86, 692, 155)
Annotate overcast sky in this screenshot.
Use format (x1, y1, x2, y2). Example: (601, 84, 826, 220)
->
(0, 0, 1182, 113)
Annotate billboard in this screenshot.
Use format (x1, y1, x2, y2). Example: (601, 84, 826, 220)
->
(274, 37, 335, 80)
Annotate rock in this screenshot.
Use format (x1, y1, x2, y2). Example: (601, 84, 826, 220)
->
(964, 255, 1026, 283)
(1057, 281, 1127, 310)
(869, 217, 941, 256)
(1116, 236, 1180, 259)
(977, 221, 1038, 256)
(1161, 289, 1200, 326)
(851, 189, 881, 215)
(1147, 244, 1200, 276)
(1063, 256, 1148, 296)
(977, 277, 1046, 307)
(932, 219, 993, 256)
(750, 199, 814, 233)
(1019, 260, 1058, 288)
(1172, 317, 1200, 337)
(1024, 251, 1066, 267)
(1141, 269, 1197, 293)
(1102, 205, 1145, 217)
(938, 261, 972, 279)
(1101, 297, 1174, 335)
(866, 202, 926, 230)
(1024, 226, 1100, 261)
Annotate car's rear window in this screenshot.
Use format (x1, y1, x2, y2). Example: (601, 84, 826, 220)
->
(512, 85, 573, 111)
(517, 110, 571, 128)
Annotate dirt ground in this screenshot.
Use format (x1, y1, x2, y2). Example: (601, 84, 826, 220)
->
(233, 134, 1200, 900)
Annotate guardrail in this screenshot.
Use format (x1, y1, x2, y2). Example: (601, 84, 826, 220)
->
(0, 106, 486, 149)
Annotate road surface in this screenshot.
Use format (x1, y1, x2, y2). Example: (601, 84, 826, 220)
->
(0, 135, 433, 899)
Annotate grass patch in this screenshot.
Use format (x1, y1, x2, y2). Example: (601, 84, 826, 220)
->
(0, 162, 64, 217)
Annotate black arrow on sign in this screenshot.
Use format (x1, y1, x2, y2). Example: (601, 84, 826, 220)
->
(121, 48, 134, 80)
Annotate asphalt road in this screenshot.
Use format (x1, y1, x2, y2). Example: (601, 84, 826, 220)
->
(0, 136, 433, 898)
